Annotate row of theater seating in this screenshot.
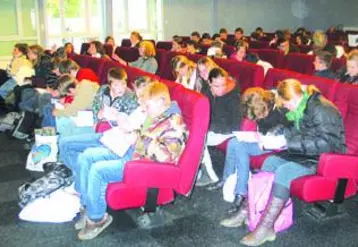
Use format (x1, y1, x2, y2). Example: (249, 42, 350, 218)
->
(70, 53, 358, 219)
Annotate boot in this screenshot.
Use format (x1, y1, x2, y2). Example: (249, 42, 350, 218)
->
(240, 196, 286, 246)
(220, 197, 248, 228)
(227, 194, 246, 214)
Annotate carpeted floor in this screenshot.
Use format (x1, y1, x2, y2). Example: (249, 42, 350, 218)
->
(0, 133, 357, 247)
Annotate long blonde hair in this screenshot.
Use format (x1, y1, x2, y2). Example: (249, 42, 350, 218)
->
(171, 55, 196, 85)
(276, 79, 319, 101)
(28, 45, 45, 66)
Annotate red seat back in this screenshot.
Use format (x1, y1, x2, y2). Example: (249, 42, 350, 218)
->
(121, 39, 131, 47)
(115, 47, 139, 62)
(331, 84, 358, 155)
(156, 41, 172, 51)
(331, 57, 346, 73)
(250, 41, 270, 49)
(158, 51, 186, 81)
(86, 57, 105, 78)
(72, 54, 90, 68)
(249, 49, 284, 68)
(155, 49, 168, 75)
(223, 45, 236, 57)
(99, 60, 122, 85)
(186, 53, 204, 63)
(281, 53, 315, 75)
(103, 44, 113, 56)
(171, 86, 210, 194)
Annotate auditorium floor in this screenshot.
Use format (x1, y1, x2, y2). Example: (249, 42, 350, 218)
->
(0, 133, 358, 247)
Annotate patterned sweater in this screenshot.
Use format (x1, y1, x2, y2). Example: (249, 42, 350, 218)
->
(133, 101, 189, 164)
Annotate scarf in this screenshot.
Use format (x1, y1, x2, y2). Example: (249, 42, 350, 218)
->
(285, 91, 310, 130)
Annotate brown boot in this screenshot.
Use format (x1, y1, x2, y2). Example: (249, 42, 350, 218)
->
(220, 198, 248, 228)
(240, 196, 286, 246)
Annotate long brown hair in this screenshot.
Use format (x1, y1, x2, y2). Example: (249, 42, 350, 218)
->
(241, 87, 275, 120)
(28, 44, 45, 66)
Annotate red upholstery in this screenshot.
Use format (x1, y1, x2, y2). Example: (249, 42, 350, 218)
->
(121, 39, 131, 47)
(297, 45, 312, 54)
(158, 51, 186, 81)
(72, 54, 90, 68)
(223, 45, 236, 57)
(115, 47, 139, 62)
(249, 49, 284, 68)
(106, 85, 210, 210)
(249, 41, 270, 49)
(262, 68, 337, 99)
(103, 44, 113, 56)
(331, 57, 346, 73)
(156, 41, 172, 51)
(76, 68, 99, 84)
(186, 53, 204, 63)
(99, 60, 122, 85)
(155, 49, 168, 75)
(281, 53, 315, 75)
(215, 59, 264, 91)
(86, 57, 105, 78)
(125, 66, 159, 86)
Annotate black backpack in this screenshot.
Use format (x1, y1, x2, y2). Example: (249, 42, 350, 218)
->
(18, 162, 74, 208)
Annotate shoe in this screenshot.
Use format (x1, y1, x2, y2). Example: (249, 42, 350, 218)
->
(195, 169, 216, 187)
(74, 207, 87, 230)
(227, 194, 246, 214)
(78, 213, 113, 240)
(220, 198, 248, 228)
(206, 180, 224, 191)
(240, 196, 286, 246)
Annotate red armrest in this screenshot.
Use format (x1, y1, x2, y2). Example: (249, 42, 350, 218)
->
(317, 153, 358, 179)
(123, 160, 180, 189)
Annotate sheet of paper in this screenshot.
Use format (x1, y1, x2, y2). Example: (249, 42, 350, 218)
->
(71, 111, 94, 127)
(261, 135, 287, 150)
(207, 132, 235, 146)
(100, 127, 132, 157)
(233, 131, 259, 143)
(102, 105, 120, 121)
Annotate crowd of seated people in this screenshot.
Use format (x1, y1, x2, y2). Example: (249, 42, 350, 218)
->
(0, 24, 357, 245)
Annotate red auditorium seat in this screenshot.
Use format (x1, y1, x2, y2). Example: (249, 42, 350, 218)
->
(86, 57, 105, 79)
(281, 53, 315, 75)
(155, 49, 168, 75)
(186, 53, 204, 63)
(99, 60, 121, 85)
(121, 39, 131, 47)
(156, 41, 172, 51)
(158, 51, 186, 81)
(331, 57, 346, 73)
(249, 41, 270, 49)
(114, 47, 139, 62)
(103, 44, 113, 56)
(106, 85, 210, 214)
(72, 54, 90, 68)
(297, 44, 312, 54)
(249, 49, 284, 68)
(223, 45, 236, 57)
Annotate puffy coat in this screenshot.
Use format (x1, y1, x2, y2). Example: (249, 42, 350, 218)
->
(277, 92, 346, 168)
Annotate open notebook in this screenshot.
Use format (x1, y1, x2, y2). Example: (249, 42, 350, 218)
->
(99, 127, 133, 157)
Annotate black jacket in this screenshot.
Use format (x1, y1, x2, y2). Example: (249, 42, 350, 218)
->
(277, 93, 346, 168)
(314, 69, 336, 80)
(336, 67, 358, 85)
(257, 107, 290, 135)
(32, 54, 57, 88)
(203, 82, 241, 134)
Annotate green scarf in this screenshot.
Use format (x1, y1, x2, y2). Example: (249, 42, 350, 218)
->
(285, 91, 310, 130)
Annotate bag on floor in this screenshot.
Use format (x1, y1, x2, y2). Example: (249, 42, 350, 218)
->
(25, 128, 58, 172)
(0, 112, 20, 132)
(10, 111, 37, 140)
(19, 184, 80, 223)
(18, 162, 74, 208)
(248, 171, 293, 232)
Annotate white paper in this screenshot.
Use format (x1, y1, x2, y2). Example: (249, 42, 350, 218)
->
(260, 135, 287, 150)
(207, 131, 235, 146)
(233, 131, 260, 143)
(103, 105, 120, 121)
(71, 111, 94, 127)
(100, 127, 132, 157)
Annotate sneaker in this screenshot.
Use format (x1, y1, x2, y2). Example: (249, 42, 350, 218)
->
(206, 180, 224, 191)
(78, 213, 113, 240)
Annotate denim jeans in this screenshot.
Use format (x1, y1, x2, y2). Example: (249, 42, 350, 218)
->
(223, 138, 265, 196)
(77, 146, 134, 221)
(0, 78, 16, 99)
(41, 103, 56, 127)
(261, 155, 316, 190)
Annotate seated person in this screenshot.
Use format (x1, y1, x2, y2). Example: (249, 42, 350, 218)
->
(277, 38, 300, 55)
(87, 41, 111, 60)
(64, 42, 75, 56)
(200, 33, 212, 46)
(113, 41, 158, 74)
(41, 75, 99, 131)
(230, 40, 249, 62)
(171, 55, 197, 89)
(335, 49, 358, 85)
(218, 88, 289, 225)
(308, 31, 337, 57)
(186, 40, 200, 55)
(212, 33, 222, 42)
(59, 76, 151, 172)
(0, 43, 33, 108)
(199, 68, 241, 185)
(245, 53, 273, 76)
(240, 79, 346, 246)
(313, 51, 335, 79)
(251, 27, 266, 41)
(72, 81, 188, 240)
(269, 30, 285, 48)
(207, 40, 227, 59)
(190, 31, 201, 43)
(234, 27, 247, 44)
(171, 35, 187, 53)
(59, 59, 99, 84)
(104, 36, 116, 56)
(196, 57, 220, 93)
(130, 31, 142, 48)
(219, 28, 229, 43)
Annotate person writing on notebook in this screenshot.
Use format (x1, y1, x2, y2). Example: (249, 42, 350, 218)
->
(72, 81, 188, 240)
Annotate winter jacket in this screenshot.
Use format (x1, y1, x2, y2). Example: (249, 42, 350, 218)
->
(133, 101, 189, 164)
(203, 81, 241, 134)
(129, 57, 158, 74)
(257, 107, 290, 135)
(276, 92, 346, 168)
(314, 69, 336, 80)
(92, 85, 138, 123)
(335, 67, 358, 85)
(53, 80, 99, 117)
(32, 54, 57, 87)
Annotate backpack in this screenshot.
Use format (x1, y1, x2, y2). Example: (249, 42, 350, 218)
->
(0, 112, 20, 132)
(248, 171, 293, 232)
(10, 111, 39, 140)
(18, 162, 74, 208)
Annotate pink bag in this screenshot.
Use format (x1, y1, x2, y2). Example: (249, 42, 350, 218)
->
(248, 171, 293, 232)
(95, 121, 112, 133)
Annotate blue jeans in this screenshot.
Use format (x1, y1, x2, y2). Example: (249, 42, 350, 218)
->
(77, 146, 134, 221)
(41, 103, 56, 127)
(56, 117, 95, 140)
(262, 156, 316, 190)
(223, 138, 265, 196)
(0, 78, 16, 99)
